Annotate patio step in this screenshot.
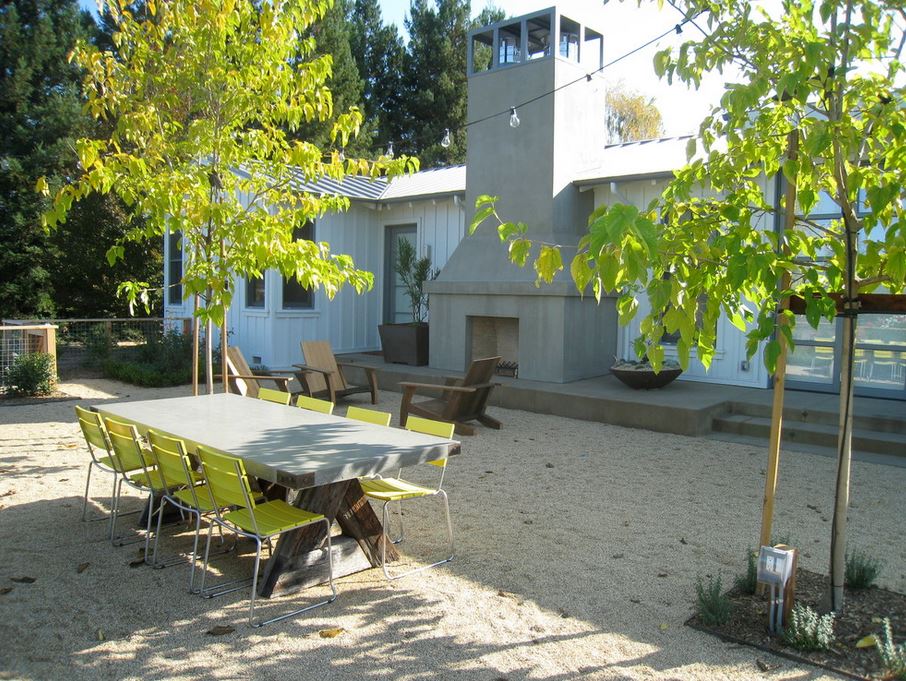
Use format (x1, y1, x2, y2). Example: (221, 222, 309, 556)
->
(711, 412, 906, 459)
(724, 400, 906, 435)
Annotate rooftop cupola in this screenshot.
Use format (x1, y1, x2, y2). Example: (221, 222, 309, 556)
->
(468, 8, 603, 73)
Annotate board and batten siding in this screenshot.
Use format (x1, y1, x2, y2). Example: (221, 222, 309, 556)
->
(163, 194, 465, 370)
(590, 179, 773, 389)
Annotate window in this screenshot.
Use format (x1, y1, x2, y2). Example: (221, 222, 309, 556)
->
(246, 276, 265, 308)
(282, 221, 315, 310)
(167, 231, 183, 305)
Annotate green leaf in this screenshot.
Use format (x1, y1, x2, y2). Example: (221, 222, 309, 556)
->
(508, 238, 531, 267)
(570, 253, 594, 294)
(534, 245, 563, 284)
(470, 205, 496, 235)
(763, 340, 781, 374)
(597, 252, 620, 292)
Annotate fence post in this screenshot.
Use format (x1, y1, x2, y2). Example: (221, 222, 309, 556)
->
(44, 325, 58, 379)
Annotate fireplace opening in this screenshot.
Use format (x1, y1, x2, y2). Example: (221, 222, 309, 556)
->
(468, 316, 519, 377)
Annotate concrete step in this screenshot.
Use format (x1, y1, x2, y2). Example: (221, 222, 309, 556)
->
(703, 431, 906, 468)
(712, 413, 906, 458)
(726, 400, 906, 435)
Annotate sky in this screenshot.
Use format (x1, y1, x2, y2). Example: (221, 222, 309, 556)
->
(77, 0, 733, 137)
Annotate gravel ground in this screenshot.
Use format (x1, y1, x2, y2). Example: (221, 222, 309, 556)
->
(1, 379, 903, 681)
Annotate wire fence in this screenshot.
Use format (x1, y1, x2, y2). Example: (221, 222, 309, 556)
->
(2, 317, 193, 379)
(0, 324, 58, 391)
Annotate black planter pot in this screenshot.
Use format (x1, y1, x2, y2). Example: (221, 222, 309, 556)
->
(610, 365, 683, 389)
(379, 323, 429, 366)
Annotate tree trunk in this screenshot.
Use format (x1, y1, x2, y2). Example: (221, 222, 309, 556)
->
(205, 315, 214, 395)
(192, 295, 200, 397)
(758, 130, 798, 561)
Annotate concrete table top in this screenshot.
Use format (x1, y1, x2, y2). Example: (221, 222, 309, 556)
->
(97, 393, 460, 489)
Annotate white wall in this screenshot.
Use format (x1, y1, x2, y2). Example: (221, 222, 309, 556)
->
(591, 179, 772, 389)
(164, 196, 465, 370)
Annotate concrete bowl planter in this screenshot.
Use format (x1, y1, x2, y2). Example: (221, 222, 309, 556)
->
(610, 360, 683, 389)
(379, 323, 429, 366)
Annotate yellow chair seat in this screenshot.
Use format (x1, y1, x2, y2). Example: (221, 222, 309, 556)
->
(222, 499, 325, 536)
(360, 477, 434, 502)
(129, 468, 201, 491)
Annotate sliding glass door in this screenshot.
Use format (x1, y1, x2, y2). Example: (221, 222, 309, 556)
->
(786, 313, 906, 399)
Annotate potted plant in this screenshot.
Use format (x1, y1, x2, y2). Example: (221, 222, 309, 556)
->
(379, 238, 436, 366)
(610, 356, 683, 389)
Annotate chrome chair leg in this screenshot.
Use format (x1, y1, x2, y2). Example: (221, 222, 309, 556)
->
(380, 493, 454, 581)
(251, 518, 337, 628)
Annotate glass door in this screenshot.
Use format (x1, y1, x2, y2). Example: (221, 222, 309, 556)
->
(383, 224, 418, 324)
(786, 313, 906, 399)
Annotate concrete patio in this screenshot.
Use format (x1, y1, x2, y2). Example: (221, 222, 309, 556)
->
(341, 353, 906, 466)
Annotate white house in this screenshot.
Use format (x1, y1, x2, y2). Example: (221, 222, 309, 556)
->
(163, 5, 906, 401)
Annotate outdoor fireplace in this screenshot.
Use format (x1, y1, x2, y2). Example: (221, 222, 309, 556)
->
(469, 316, 519, 376)
(426, 7, 617, 384)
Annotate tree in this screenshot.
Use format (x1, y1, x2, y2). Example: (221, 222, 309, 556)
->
(295, 0, 371, 156)
(401, 0, 469, 166)
(471, 0, 905, 612)
(1, 0, 161, 320)
(605, 81, 664, 143)
(42, 0, 417, 392)
(348, 0, 407, 155)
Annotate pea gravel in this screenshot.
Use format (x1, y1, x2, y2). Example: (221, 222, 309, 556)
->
(1, 379, 903, 680)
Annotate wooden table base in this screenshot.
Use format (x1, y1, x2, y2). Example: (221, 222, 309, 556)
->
(259, 479, 399, 598)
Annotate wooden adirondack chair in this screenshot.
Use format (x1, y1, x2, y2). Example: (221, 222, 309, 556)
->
(399, 356, 502, 436)
(225, 346, 292, 398)
(293, 340, 378, 405)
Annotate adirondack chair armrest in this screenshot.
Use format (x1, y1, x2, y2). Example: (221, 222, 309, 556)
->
(229, 374, 290, 390)
(399, 381, 495, 394)
(291, 363, 335, 378)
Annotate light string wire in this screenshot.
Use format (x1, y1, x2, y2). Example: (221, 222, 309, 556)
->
(350, 17, 694, 157)
(459, 18, 692, 133)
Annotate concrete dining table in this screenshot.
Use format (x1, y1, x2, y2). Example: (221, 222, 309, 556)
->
(96, 392, 460, 597)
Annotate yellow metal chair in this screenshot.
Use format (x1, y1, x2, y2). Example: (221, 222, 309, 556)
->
(346, 406, 392, 426)
(295, 394, 334, 415)
(147, 431, 225, 591)
(103, 417, 162, 551)
(196, 446, 336, 627)
(360, 416, 455, 580)
(870, 349, 898, 382)
(75, 405, 140, 525)
(257, 388, 292, 405)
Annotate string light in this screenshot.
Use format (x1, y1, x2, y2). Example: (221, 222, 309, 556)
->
(386, 141, 394, 158)
(441, 128, 452, 148)
(508, 107, 520, 128)
(338, 147, 345, 162)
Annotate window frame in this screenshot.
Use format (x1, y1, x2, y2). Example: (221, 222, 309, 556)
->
(281, 220, 316, 311)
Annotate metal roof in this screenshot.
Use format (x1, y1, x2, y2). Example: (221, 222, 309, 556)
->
(284, 164, 466, 203)
(380, 165, 466, 202)
(286, 166, 386, 201)
(572, 135, 697, 185)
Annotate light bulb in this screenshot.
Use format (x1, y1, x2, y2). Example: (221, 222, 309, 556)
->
(441, 128, 452, 148)
(386, 141, 394, 158)
(509, 107, 520, 128)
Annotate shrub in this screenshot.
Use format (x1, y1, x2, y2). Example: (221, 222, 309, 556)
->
(100, 329, 194, 387)
(84, 324, 113, 367)
(101, 358, 191, 387)
(4, 352, 56, 396)
(876, 618, 906, 680)
(696, 574, 732, 627)
(734, 548, 758, 595)
(845, 548, 881, 589)
(783, 603, 834, 651)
